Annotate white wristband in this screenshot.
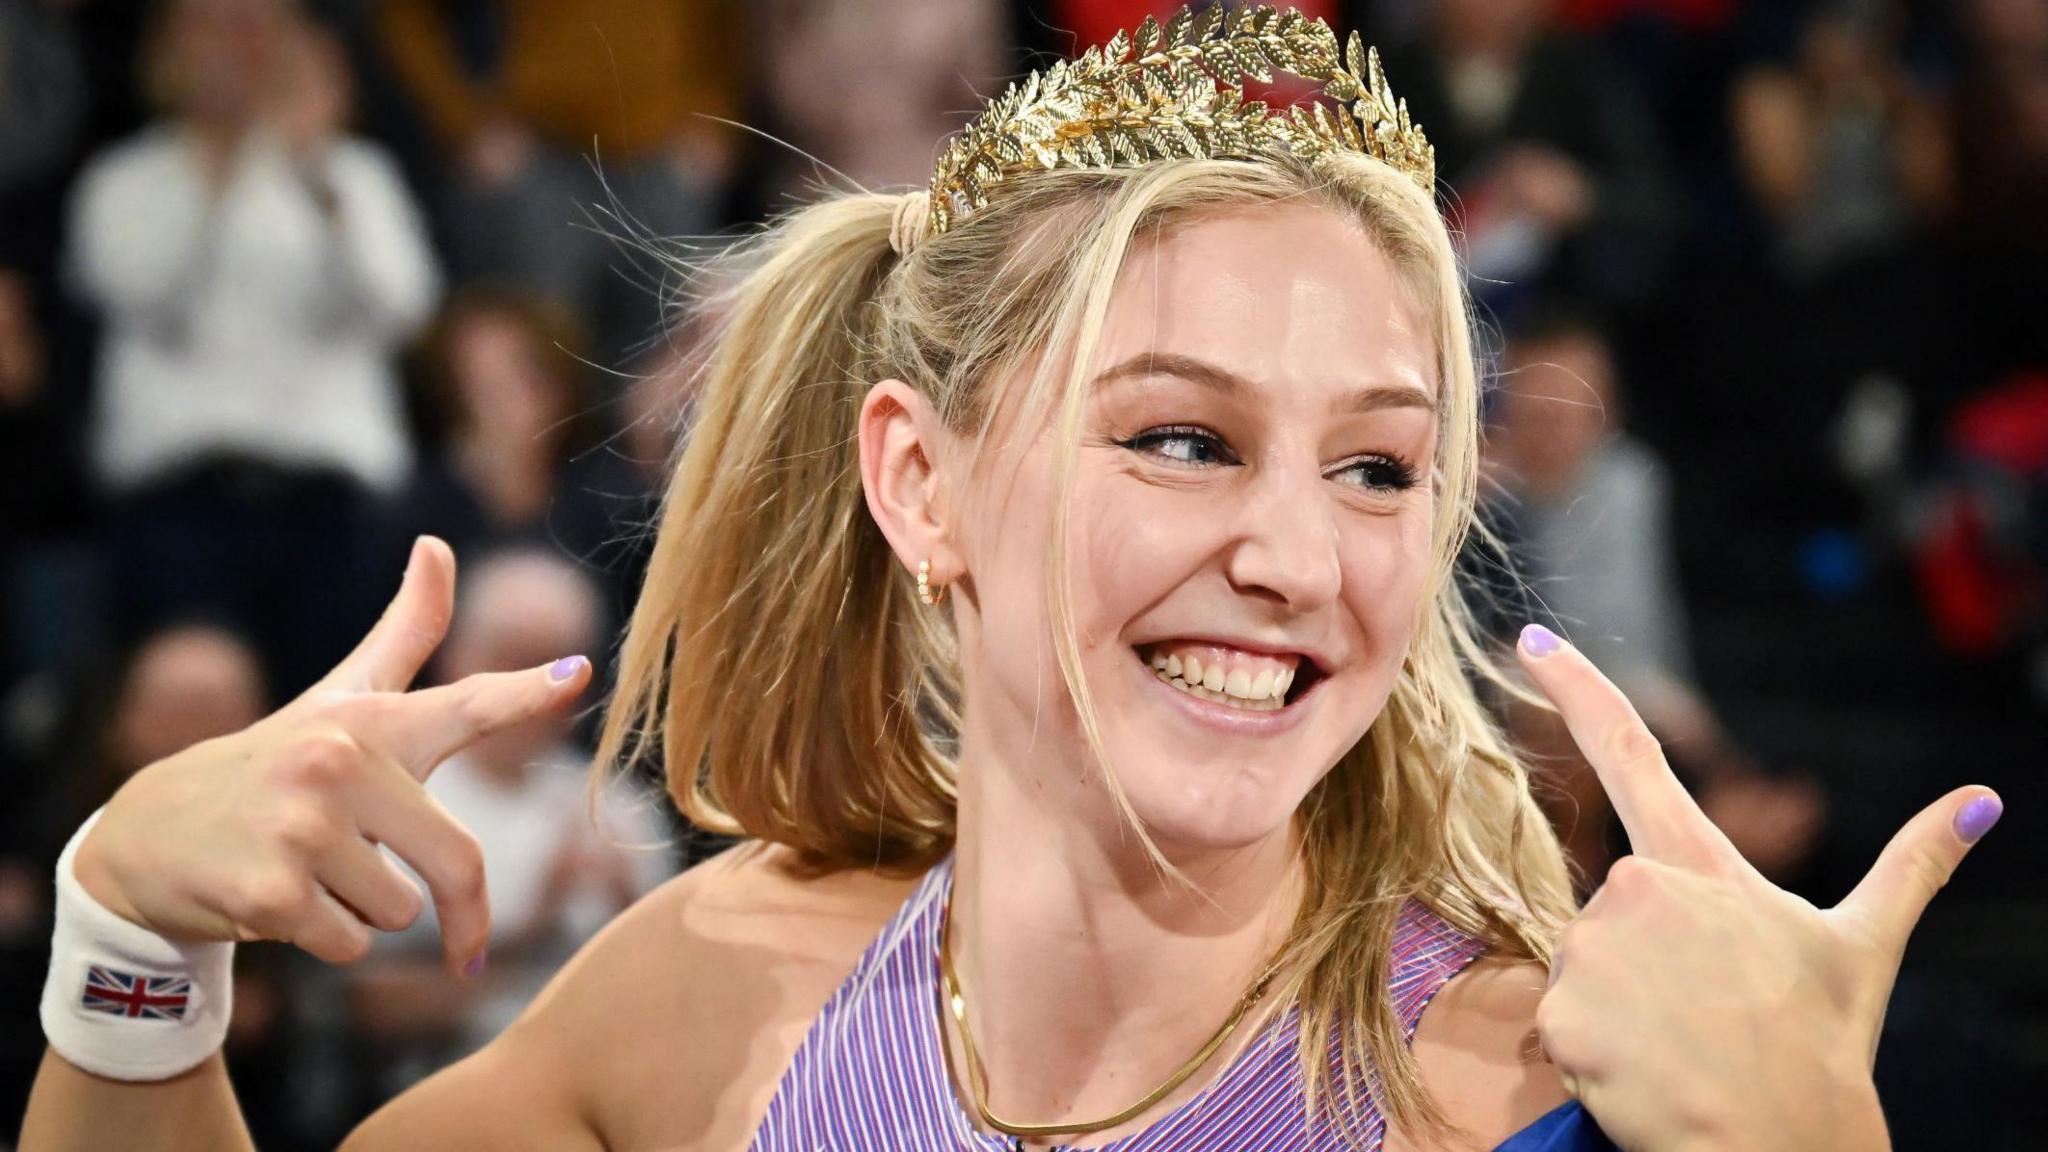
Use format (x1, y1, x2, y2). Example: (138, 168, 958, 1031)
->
(40, 808, 235, 1081)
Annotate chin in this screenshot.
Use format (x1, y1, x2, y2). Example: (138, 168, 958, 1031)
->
(1080, 642, 1373, 857)
(1081, 627, 1400, 852)
(1119, 782, 1306, 855)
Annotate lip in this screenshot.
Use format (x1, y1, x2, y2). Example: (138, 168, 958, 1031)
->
(1128, 645, 1319, 737)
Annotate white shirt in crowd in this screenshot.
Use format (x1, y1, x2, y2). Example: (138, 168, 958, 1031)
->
(66, 126, 438, 494)
(397, 746, 674, 951)
(371, 746, 674, 1061)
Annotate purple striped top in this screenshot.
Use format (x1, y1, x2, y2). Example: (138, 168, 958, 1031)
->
(750, 858, 1490, 1151)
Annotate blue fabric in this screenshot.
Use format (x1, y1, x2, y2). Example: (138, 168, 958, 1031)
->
(1491, 1100, 1618, 1152)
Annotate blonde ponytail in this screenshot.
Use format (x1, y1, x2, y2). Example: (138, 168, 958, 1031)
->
(596, 193, 961, 870)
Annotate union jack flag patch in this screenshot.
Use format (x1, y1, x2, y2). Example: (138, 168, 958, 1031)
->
(79, 965, 191, 1021)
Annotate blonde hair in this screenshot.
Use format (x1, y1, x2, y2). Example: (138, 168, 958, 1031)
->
(597, 149, 1576, 1143)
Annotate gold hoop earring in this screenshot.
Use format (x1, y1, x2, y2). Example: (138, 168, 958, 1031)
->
(917, 559, 946, 605)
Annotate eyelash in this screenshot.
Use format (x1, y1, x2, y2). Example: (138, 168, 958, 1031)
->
(1114, 425, 1421, 492)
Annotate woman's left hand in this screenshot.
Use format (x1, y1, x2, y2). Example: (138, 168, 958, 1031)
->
(1517, 624, 2000, 1152)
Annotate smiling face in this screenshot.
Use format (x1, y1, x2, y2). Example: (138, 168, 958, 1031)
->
(945, 203, 1441, 853)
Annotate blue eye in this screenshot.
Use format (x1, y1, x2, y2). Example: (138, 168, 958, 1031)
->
(1116, 427, 1420, 493)
(1331, 455, 1420, 492)
(1120, 425, 1235, 466)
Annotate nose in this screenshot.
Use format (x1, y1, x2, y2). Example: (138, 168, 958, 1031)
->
(1223, 458, 1342, 613)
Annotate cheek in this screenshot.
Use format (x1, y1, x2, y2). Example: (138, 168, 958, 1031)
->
(1077, 479, 1193, 633)
(970, 468, 1183, 733)
(956, 457, 1068, 709)
(1337, 500, 1438, 657)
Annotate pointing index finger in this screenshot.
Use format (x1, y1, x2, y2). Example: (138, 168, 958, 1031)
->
(1516, 624, 1737, 872)
(361, 655, 593, 779)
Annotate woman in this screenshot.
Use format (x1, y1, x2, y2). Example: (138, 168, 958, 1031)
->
(24, 8, 1994, 1150)
(403, 285, 648, 635)
(68, 0, 439, 691)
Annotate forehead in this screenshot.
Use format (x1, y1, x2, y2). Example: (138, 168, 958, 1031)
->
(1094, 203, 1434, 402)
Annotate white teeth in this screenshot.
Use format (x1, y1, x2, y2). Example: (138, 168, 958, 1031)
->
(1151, 667, 1284, 711)
(1134, 642, 1313, 712)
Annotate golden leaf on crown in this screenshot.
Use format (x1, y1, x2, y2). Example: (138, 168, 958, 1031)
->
(922, 3, 1435, 238)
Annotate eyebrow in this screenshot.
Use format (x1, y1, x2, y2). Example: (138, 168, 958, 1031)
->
(1093, 352, 1435, 415)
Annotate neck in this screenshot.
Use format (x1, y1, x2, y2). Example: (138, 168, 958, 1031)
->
(182, 118, 249, 190)
(947, 703, 1302, 1143)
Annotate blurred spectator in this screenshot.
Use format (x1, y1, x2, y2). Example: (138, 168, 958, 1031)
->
(1640, 0, 1959, 580)
(1485, 310, 1824, 884)
(342, 547, 671, 1102)
(18, 621, 269, 932)
(405, 283, 649, 634)
(102, 621, 268, 775)
(1917, 0, 2048, 686)
(1730, 0, 1951, 282)
(1376, 0, 1675, 317)
(378, 0, 746, 362)
(0, 269, 43, 412)
(1948, 0, 2048, 377)
(99, 623, 301, 1146)
(757, 0, 1006, 195)
(0, 620, 289, 1143)
(1911, 370, 2048, 670)
(65, 0, 439, 693)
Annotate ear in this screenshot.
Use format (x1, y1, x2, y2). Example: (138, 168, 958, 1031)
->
(859, 379, 959, 588)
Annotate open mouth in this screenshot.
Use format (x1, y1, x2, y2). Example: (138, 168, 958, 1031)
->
(1132, 641, 1328, 713)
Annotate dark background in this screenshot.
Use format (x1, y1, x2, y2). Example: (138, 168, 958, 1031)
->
(1, 0, 2042, 1148)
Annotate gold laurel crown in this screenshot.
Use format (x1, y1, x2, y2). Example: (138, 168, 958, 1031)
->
(922, 3, 1434, 239)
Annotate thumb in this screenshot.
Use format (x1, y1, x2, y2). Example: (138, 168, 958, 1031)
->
(322, 536, 457, 695)
(1836, 785, 2001, 955)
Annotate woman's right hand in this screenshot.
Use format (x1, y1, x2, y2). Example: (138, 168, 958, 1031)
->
(70, 537, 592, 978)
(1520, 626, 1994, 1151)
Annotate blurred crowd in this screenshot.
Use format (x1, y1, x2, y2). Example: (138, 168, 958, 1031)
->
(0, 0, 2043, 1147)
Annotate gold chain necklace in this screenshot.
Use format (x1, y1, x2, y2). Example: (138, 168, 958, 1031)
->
(937, 892, 1285, 1141)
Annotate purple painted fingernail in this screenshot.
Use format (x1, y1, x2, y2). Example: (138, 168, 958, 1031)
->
(1954, 795, 2003, 844)
(1520, 623, 1562, 657)
(548, 655, 588, 683)
(463, 953, 487, 979)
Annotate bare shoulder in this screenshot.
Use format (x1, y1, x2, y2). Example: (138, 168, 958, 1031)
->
(1384, 955, 1571, 1152)
(346, 843, 918, 1152)
(550, 843, 919, 1148)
